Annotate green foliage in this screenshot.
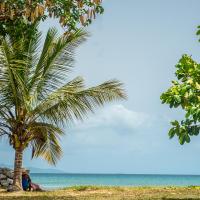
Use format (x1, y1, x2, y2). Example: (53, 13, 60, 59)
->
(0, 0, 104, 39)
(0, 25, 126, 165)
(160, 54, 200, 145)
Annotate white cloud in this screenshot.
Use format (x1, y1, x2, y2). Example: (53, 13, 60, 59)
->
(71, 104, 151, 133)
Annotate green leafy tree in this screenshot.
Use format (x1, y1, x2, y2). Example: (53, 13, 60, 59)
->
(0, 0, 104, 39)
(0, 26, 126, 190)
(160, 54, 200, 144)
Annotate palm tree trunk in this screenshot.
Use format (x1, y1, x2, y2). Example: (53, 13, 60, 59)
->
(12, 147, 23, 191)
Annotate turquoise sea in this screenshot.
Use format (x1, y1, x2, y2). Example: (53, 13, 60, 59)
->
(30, 173, 200, 189)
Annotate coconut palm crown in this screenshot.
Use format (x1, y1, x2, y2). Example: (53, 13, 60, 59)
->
(0, 27, 126, 190)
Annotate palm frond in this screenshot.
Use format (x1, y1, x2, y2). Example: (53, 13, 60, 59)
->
(0, 39, 21, 108)
(29, 28, 88, 101)
(30, 122, 63, 165)
(0, 28, 41, 113)
(31, 78, 126, 125)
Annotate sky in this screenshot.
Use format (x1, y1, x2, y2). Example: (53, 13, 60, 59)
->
(1, 0, 200, 174)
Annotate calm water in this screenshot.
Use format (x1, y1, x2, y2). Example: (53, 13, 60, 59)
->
(30, 173, 200, 189)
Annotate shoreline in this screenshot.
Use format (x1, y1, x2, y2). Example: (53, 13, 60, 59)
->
(30, 172, 200, 176)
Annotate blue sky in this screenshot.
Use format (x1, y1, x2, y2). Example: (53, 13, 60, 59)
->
(1, 0, 200, 174)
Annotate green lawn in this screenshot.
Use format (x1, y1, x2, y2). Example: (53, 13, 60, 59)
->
(1, 186, 200, 200)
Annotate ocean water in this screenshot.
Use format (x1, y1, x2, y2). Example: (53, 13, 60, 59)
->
(30, 173, 200, 189)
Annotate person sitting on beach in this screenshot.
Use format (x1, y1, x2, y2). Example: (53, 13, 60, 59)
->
(22, 169, 43, 191)
(22, 172, 31, 191)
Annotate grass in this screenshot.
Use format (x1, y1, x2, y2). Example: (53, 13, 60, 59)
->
(1, 186, 200, 200)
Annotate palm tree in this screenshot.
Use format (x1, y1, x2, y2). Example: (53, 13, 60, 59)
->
(0, 27, 126, 191)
